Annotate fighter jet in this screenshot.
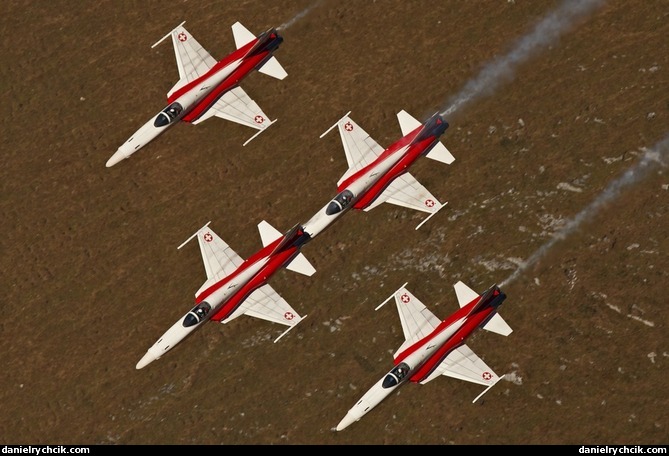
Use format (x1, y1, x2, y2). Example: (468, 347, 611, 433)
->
(335, 281, 512, 431)
(107, 21, 287, 167)
(302, 110, 454, 239)
(136, 220, 315, 369)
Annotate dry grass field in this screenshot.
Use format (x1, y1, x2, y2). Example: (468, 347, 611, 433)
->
(1, 0, 667, 445)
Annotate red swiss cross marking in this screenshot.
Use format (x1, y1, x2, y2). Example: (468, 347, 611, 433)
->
(177, 32, 188, 42)
(344, 122, 354, 132)
(482, 371, 493, 381)
(284, 311, 295, 320)
(425, 199, 435, 208)
(254, 115, 265, 124)
(203, 233, 213, 242)
(401, 294, 411, 303)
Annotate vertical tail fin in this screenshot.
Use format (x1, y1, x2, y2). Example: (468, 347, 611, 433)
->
(398, 110, 454, 164)
(233, 22, 288, 80)
(258, 221, 316, 276)
(453, 281, 512, 336)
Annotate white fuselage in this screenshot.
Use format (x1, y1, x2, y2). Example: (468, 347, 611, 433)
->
(136, 253, 268, 369)
(302, 145, 410, 239)
(107, 59, 243, 167)
(335, 316, 466, 431)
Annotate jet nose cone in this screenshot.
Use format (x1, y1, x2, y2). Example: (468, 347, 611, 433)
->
(136, 352, 156, 370)
(106, 149, 126, 168)
(335, 412, 357, 431)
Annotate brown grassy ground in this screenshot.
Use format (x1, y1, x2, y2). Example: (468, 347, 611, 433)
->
(1, 0, 667, 445)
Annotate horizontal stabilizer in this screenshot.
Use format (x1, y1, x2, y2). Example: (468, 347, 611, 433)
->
(258, 220, 316, 276)
(453, 281, 499, 316)
(397, 110, 422, 136)
(482, 313, 513, 336)
(258, 222, 314, 276)
(232, 22, 256, 49)
(454, 281, 479, 308)
(258, 220, 282, 247)
(426, 141, 455, 164)
(258, 56, 287, 80)
(286, 252, 316, 276)
(454, 281, 510, 333)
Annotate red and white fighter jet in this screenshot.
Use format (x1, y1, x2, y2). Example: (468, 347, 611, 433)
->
(335, 281, 512, 431)
(136, 220, 315, 369)
(107, 21, 287, 167)
(302, 110, 454, 239)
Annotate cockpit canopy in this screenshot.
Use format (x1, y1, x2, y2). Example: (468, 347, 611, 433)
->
(325, 189, 354, 215)
(154, 102, 184, 128)
(382, 362, 410, 388)
(182, 301, 212, 328)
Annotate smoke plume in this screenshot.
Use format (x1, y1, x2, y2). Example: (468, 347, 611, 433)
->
(278, 1, 324, 31)
(500, 133, 669, 288)
(440, 0, 605, 118)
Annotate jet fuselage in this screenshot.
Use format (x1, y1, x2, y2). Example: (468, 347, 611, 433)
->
(335, 286, 505, 430)
(302, 114, 448, 239)
(108, 30, 283, 167)
(136, 223, 305, 369)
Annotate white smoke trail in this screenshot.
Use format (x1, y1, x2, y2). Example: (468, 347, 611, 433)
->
(440, 0, 605, 118)
(500, 133, 669, 288)
(277, 0, 324, 31)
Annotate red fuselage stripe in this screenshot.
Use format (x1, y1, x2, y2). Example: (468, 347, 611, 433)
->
(164, 36, 272, 123)
(193, 227, 299, 323)
(208, 246, 299, 322)
(336, 130, 438, 210)
(390, 295, 494, 383)
(409, 308, 493, 383)
(182, 53, 270, 123)
(194, 235, 280, 304)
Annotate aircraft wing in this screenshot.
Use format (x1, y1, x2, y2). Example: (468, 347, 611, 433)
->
(419, 343, 501, 387)
(326, 113, 385, 187)
(191, 86, 276, 138)
(219, 284, 305, 338)
(193, 223, 244, 281)
(391, 286, 442, 358)
(157, 22, 218, 98)
(363, 171, 445, 215)
(178, 223, 244, 297)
